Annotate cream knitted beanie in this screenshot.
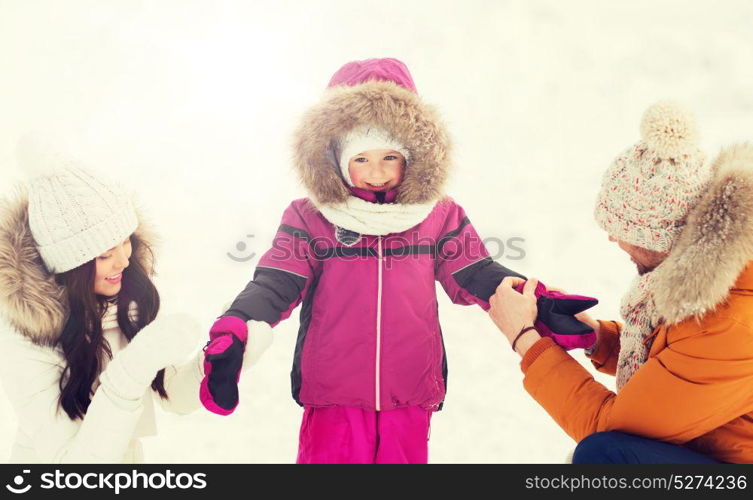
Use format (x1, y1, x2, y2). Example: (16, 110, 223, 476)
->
(17, 135, 138, 274)
(594, 101, 709, 252)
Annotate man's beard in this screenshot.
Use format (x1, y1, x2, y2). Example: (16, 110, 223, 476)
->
(634, 259, 656, 276)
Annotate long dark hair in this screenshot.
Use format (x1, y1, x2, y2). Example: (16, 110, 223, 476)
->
(54, 234, 168, 420)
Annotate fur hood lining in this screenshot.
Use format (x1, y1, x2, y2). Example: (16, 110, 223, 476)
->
(292, 80, 452, 206)
(652, 143, 753, 325)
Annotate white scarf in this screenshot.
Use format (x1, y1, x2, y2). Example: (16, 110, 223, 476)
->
(313, 195, 437, 236)
(616, 272, 658, 390)
(101, 300, 138, 330)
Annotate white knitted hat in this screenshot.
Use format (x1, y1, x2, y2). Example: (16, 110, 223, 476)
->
(338, 126, 410, 186)
(17, 135, 138, 274)
(594, 101, 709, 253)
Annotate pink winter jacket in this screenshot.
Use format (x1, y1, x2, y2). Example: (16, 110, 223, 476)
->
(225, 195, 521, 412)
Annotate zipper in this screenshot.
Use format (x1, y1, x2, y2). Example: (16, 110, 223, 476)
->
(375, 235, 383, 411)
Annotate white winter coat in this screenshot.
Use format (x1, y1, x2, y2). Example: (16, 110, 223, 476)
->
(0, 189, 203, 463)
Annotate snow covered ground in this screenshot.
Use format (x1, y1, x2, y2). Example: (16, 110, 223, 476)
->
(1, 0, 752, 463)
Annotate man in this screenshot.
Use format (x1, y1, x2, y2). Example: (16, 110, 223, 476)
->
(489, 101, 753, 463)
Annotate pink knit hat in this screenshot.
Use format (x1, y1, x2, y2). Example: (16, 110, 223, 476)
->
(327, 58, 417, 93)
(594, 101, 709, 253)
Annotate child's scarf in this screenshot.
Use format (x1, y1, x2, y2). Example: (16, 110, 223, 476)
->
(313, 195, 437, 236)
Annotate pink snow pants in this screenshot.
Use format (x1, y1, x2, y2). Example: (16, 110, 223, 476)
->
(296, 406, 433, 464)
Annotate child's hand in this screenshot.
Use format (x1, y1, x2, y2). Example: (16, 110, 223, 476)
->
(199, 316, 248, 416)
(508, 280, 599, 351)
(543, 285, 601, 334)
(489, 277, 539, 343)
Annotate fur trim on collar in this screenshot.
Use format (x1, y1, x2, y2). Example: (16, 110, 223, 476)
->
(292, 80, 452, 206)
(652, 144, 753, 325)
(0, 187, 157, 346)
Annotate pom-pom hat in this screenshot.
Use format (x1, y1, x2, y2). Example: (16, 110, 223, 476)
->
(594, 101, 709, 253)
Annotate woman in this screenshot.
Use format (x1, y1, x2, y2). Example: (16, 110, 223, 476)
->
(0, 143, 203, 463)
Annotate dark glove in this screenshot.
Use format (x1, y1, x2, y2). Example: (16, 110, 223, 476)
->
(200, 315, 248, 415)
(515, 280, 598, 351)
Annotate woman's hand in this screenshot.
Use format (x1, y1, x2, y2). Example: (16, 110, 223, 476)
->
(99, 313, 202, 401)
(489, 277, 541, 355)
(136, 313, 203, 370)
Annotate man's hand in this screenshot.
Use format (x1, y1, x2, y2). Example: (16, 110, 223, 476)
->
(489, 276, 539, 346)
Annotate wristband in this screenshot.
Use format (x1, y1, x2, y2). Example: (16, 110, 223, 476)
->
(512, 325, 537, 352)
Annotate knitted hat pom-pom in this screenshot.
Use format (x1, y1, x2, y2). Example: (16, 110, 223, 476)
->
(15, 132, 75, 181)
(639, 100, 699, 159)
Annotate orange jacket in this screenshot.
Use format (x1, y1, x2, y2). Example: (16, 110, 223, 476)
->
(522, 262, 753, 464)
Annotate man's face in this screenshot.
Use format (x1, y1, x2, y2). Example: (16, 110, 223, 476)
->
(609, 235, 669, 275)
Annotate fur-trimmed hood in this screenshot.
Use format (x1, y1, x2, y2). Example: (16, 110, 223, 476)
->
(652, 143, 753, 325)
(292, 80, 452, 206)
(0, 187, 157, 347)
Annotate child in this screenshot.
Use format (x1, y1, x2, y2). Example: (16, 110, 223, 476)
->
(200, 58, 596, 463)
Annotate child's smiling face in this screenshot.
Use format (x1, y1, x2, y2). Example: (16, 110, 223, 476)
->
(347, 149, 405, 191)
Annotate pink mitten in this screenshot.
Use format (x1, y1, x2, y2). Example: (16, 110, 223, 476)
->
(200, 315, 248, 415)
(514, 280, 598, 350)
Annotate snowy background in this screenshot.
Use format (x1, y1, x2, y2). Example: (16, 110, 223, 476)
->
(1, 0, 752, 463)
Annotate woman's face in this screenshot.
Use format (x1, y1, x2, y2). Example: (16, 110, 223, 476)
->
(93, 236, 132, 296)
(347, 149, 405, 191)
